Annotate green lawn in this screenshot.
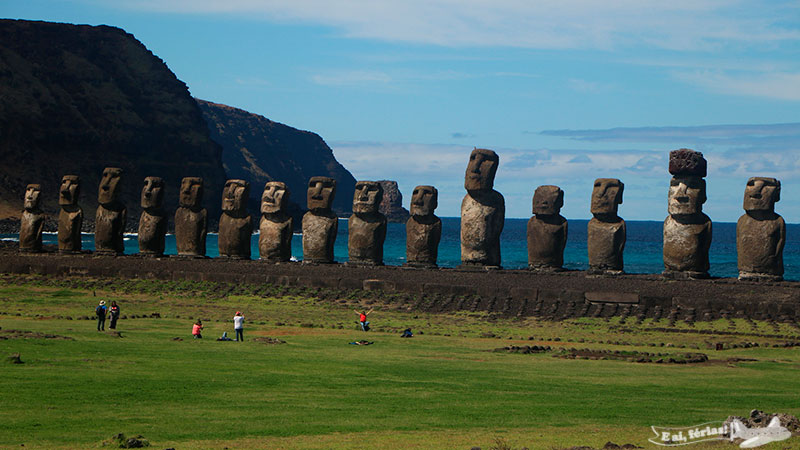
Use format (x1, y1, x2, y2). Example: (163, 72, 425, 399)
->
(0, 275, 799, 449)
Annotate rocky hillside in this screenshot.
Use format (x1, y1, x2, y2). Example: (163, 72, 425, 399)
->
(0, 19, 227, 227)
(377, 180, 410, 222)
(197, 100, 356, 216)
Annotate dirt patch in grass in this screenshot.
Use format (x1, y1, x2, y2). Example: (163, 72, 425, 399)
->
(0, 329, 73, 340)
(251, 337, 286, 344)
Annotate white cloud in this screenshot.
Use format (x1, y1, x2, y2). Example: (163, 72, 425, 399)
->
(110, 0, 800, 51)
(673, 70, 800, 101)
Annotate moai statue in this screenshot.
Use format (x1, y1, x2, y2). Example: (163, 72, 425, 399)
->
(737, 177, 785, 281)
(174, 177, 207, 257)
(258, 181, 293, 262)
(587, 178, 625, 274)
(218, 179, 252, 259)
(138, 177, 167, 256)
(663, 149, 712, 279)
(527, 185, 568, 271)
(460, 148, 505, 268)
(302, 176, 338, 263)
(348, 181, 387, 266)
(405, 185, 442, 268)
(95, 167, 126, 255)
(57, 175, 83, 254)
(19, 184, 45, 253)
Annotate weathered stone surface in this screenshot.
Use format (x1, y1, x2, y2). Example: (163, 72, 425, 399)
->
(94, 167, 126, 255)
(588, 178, 625, 274)
(663, 161, 711, 278)
(19, 184, 45, 252)
(259, 181, 293, 262)
(528, 185, 567, 271)
(377, 180, 410, 223)
(175, 177, 207, 257)
(218, 179, 252, 259)
(669, 148, 707, 177)
(406, 185, 441, 267)
(348, 181, 387, 265)
(138, 177, 167, 256)
(737, 177, 785, 281)
(302, 177, 337, 263)
(461, 149, 504, 267)
(585, 291, 639, 304)
(57, 175, 82, 254)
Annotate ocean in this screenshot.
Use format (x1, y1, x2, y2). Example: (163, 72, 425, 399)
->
(3, 218, 800, 280)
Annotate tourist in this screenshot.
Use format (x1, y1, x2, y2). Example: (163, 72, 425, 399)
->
(354, 308, 373, 331)
(95, 300, 107, 331)
(233, 311, 244, 342)
(192, 320, 203, 339)
(108, 301, 120, 330)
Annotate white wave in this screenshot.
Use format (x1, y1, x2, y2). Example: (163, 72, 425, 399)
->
(1, 237, 19, 242)
(290, 256, 299, 262)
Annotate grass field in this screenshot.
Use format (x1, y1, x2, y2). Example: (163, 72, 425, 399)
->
(1, 274, 799, 449)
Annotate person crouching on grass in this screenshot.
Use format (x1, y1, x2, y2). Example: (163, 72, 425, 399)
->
(233, 311, 244, 342)
(192, 320, 203, 339)
(354, 308, 373, 331)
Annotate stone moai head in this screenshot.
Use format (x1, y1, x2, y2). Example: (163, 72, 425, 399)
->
(222, 179, 250, 213)
(307, 176, 336, 211)
(58, 175, 80, 206)
(141, 177, 165, 209)
(464, 148, 499, 191)
(591, 178, 624, 216)
(179, 177, 204, 208)
(532, 185, 564, 216)
(24, 184, 42, 211)
(261, 181, 290, 214)
(668, 148, 707, 216)
(353, 181, 383, 214)
(410, 185, 438, 217)
(98, 167, 123, 205)
(743, 177, 780, 212)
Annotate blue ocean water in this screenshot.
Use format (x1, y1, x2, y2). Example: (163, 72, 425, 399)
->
(3, 218, 800, 280)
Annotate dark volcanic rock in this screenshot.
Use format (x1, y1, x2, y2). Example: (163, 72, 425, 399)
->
(0, 19, 227, 228)
(377, 180, 410, 223)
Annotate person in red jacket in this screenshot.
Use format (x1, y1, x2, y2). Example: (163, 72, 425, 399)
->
(354, 308, 373, 331)
(192, 320, 204, 339)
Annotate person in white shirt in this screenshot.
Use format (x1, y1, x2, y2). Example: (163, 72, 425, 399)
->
(233, 311, 245, 342)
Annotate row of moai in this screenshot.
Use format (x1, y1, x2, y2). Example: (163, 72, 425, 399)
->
(18, 148, 786, 281)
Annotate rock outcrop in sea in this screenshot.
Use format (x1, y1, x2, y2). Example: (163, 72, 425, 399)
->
(377, 180, 410, 223)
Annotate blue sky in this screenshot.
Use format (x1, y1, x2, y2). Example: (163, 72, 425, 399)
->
(5, 0, 800, 221)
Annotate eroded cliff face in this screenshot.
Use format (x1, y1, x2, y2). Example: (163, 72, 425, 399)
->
(0, 19, 227, 227)
(378, 180, 410, 223)
(196, 100, 357, 218)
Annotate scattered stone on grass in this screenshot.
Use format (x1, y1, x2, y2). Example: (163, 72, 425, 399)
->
(6, 353, 23, 364)
(492, 345, 552, 354)
(171, 337, 183, 341)
(553, 348, 708, 364)
(723, 410, 800, 436)
(252, 337, 286, 344)
(102, 433, 150, 448)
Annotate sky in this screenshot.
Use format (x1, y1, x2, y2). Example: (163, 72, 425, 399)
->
(5, 0, 800, 221)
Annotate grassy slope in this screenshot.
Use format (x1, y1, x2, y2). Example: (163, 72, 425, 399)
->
(0, 275, 799, 449)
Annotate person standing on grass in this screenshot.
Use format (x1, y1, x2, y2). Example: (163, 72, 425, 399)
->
(354, 308, 373, 331)
(108, 301, 120, 330)
(192, 320, 203, 339)
(95, 300, 107, 331)
(233, 311, 244, 342)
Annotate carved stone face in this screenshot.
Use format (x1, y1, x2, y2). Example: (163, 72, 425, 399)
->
(222, 179, 249, 213)
(532, 185, 563, 215)
(591, 178, 623, 216)
(353, 181, 383, 214)
(59, 175, 80, 206)
(261, 181, 289, 214)
(307, 176, 336, 211)
(464, 148, 499, 191)
(98, 167, 123, 205)
(410, 185, 438, 217)
(668, 176, 706, 215)
(743, 177, 780, 212)
(24, 184, 41, 211)
(140, 177, 165, 209)
(179, 177, 204, 208)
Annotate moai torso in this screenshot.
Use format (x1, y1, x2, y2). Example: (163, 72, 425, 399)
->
(460, 149, 504, 268)
(349, 181, 387, 265)
(587, 178, 625, 273)
(19, 184, 45, 252)
(57, 175, 83, 253)
(259, 181, 293, 262)
(406, 185, 441, 267)
(737, 177, 785, 280)
(138, 177, 167, 256)
(175, 177, 207, 257)
(218, 179, 252, 259)
(527, 185, 567, 271)
(95, 167, 126, 255)
(302, 177, 338, 263)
